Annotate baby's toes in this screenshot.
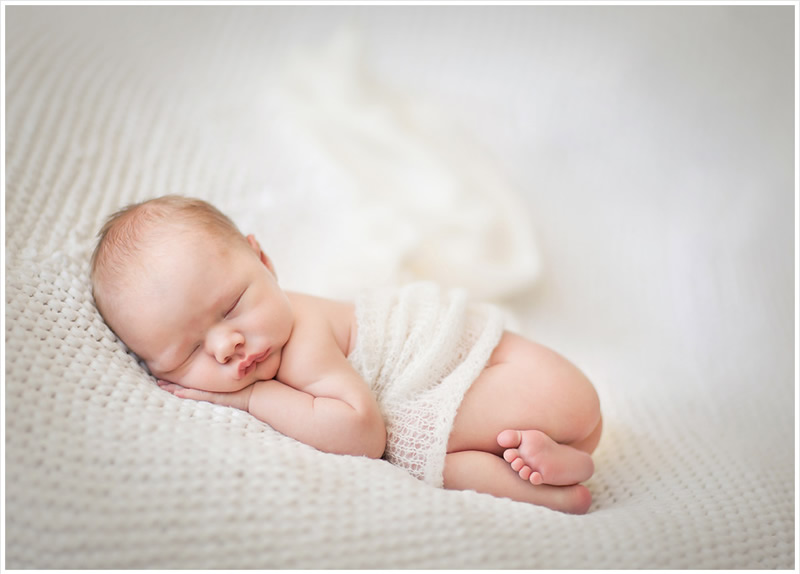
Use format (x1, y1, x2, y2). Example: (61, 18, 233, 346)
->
(518, 465, 533, 481)
(529, 471, 544, 485)
(497, 429, 522, 449)
(510, 457, 526, 472)
(503, 448, 521, 464)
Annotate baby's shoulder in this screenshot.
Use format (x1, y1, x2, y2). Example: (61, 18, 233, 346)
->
(285, 291, 356, 355)
(286, 292, 353, 326)
(277, 292, 356, 385)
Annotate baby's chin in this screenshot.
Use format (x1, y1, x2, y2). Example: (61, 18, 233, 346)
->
(254, 363, 279, 383)
(253, 350, 281, 382)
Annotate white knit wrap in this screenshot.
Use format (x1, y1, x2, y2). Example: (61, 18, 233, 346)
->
(348, 282, 505, 486)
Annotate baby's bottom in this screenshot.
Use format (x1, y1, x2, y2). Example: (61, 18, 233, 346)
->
(444, 331, 602, 514)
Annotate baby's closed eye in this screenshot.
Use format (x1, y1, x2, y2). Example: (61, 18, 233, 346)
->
(224, 290, 246, 318)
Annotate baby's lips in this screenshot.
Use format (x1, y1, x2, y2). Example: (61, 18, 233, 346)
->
(237, 348, 270, 379)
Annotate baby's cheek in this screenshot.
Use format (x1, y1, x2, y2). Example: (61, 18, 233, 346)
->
(257, 352, 281, 381)
(178, 362, 215, 393)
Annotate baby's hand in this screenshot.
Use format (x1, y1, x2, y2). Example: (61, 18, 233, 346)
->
(157, 380, 253, 412)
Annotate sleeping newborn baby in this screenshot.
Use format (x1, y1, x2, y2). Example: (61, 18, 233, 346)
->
(90, 195, 602, 514)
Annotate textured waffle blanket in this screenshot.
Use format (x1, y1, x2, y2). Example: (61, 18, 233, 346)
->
(349, 282, 505, 486)
(4, 5, 795, 569)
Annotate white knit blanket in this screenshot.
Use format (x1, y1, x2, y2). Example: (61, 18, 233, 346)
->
(349, 282, 505, 486)
(4, 5, 795, 569)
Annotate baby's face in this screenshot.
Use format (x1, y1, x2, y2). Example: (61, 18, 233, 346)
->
(107, 231, 293, 393)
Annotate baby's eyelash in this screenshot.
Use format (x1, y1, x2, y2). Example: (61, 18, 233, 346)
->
(225, 292, 244, 317)
(169, 345, 199, 373)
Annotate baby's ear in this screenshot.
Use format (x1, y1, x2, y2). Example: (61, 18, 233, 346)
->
(246, 234, 278, 279)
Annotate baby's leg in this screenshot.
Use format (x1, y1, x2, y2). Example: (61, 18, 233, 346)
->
(448, 332, 602, 489)
(497, 429, 594, 486)
(444, 451, 592, 514)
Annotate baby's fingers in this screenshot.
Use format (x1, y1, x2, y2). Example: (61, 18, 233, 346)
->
(156, 380, 245, 410)
(158, 380, 214, 403)
(157, 379, 189, 397)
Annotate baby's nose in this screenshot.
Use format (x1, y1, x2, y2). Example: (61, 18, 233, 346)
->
(207, 327, 244, 364)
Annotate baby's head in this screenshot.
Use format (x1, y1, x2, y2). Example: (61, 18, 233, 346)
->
(91, 195, 293, 392)
(91, 195, 249, 320)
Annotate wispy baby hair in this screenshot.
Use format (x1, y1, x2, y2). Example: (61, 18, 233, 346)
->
(90, 195, 245, 309)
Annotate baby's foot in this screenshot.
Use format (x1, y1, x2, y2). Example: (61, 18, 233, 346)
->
(497, 429, 595, 486)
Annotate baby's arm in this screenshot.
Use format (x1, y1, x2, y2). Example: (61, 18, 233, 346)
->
(247, 361, 385, 458)
(160, 361, 385, 458)
(159, 318, 386, 459)
(250, 302, 386, 458)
